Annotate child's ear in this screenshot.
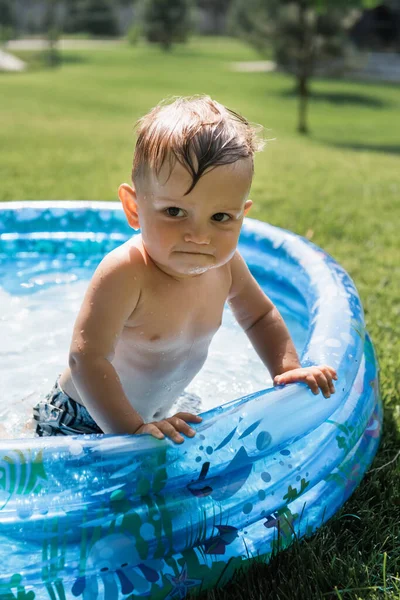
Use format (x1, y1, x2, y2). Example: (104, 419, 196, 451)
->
(118, 184, 140, 230)
(243, 199, 253, 217)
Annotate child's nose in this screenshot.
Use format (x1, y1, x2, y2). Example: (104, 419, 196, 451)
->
(184, 225, 210, 245)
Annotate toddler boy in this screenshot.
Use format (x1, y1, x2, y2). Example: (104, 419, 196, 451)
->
(33, 95, 337, 443)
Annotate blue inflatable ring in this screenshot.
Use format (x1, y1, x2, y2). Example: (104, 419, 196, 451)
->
(0, 202, 382, 600)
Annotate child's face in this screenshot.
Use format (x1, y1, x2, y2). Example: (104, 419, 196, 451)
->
(121, 158, 253, 279)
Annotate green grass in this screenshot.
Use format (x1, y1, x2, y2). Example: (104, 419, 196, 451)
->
(1, 37, 399, 599)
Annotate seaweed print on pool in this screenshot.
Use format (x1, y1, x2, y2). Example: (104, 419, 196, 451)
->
(264, 506, 299, 550)
(0, 448, 48, 511)
(1, 574, 36, 600)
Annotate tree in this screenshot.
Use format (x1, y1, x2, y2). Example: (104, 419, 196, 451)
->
(43, 0, 61, 67)
(230, 0, 379, 134)
(0, 0, 14, 27)
(63, 0, 83, 33)
(63, 0, 119, 37)
(142, 0, 193, 51)
(0, 0, 15, 47)
(196, 0, 234, 34)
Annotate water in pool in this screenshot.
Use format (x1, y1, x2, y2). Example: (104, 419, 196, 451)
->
(0, 253, 307, 439)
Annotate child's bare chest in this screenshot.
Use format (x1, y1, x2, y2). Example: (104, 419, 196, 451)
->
(122, 266, 231, 351)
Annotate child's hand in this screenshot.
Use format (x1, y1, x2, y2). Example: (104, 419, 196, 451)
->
(134, 412, 203, 443)
(273, 365, 338, 398)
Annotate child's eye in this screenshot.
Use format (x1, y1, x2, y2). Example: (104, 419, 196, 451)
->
(212, 213, 230, 222)
(165, 207, 184, 217)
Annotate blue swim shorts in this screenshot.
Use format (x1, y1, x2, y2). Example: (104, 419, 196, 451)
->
(33, 378, 103, 437)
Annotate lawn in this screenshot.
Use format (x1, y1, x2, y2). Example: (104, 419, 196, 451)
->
(1, 36, 399, 599)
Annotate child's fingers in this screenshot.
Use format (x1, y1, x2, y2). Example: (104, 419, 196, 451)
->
(156, 420, 185, 443)
(138, 414, 202, 444)
(319, 365, 337, 394)
(321, 365, 338, 380)
(135, 423, 165, 440)
(137, 421, 184, 444)
(274, 372, 296, 385)
(167, 416, 198, 438)
(304, 374, 320, 395)
(319, 365, 335, 394)
(173, 412, 203, 423)
(274, 366, 337, 397)
(313, 371, 331, 398)
(326, 372, 336, 394)
(153, 416, 202, 444)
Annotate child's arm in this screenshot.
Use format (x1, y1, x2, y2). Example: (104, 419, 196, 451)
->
(228, 251, 337, 397)
(68, 250, 146, 434)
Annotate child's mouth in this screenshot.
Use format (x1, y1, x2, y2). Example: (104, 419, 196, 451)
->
(177, 251, 211, 256)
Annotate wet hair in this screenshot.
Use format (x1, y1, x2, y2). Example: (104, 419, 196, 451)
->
(132, 95, 265, 195)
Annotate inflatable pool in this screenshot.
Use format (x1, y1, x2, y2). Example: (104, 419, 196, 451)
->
(0, 202, 382, 600)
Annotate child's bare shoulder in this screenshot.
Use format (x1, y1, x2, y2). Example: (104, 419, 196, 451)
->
(102, 236, 146, 272)
(70, 238, 147, 353)
(227, 249, 250, 290)
(94, 236, 147, 281)
(84, 238, 146, 314)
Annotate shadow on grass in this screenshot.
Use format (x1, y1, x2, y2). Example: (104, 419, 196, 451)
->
(58, 53, 88, 65)
(193, 406, 400, 600)
(2, 51, 88, 73)
(315, 141, 400, 156)
(39, 52, 88, 67)
(279, 87, 391, 109)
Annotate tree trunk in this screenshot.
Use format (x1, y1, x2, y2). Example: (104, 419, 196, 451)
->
(44, 0, 60, 68)
(47, 36, 60, 67)
(162, 36, 172, 51)
(297, 74, 309, 135)
(297, 1, 309, 135)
